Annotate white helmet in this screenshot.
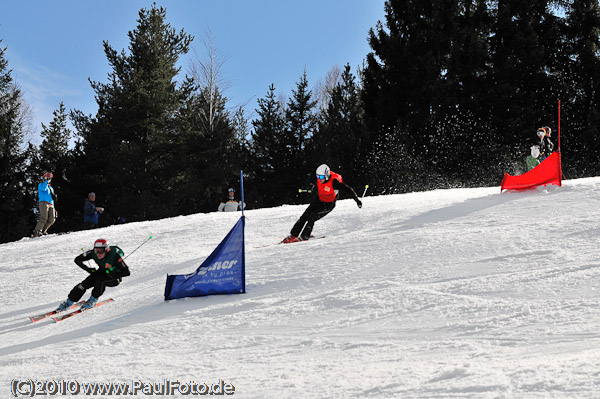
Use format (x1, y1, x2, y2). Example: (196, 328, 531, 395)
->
(536, 128, 546, 137)
(316, 164, 330, 180)
(531, 145, 540, 158)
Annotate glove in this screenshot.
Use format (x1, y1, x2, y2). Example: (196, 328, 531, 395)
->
(356, 199, 362, 209)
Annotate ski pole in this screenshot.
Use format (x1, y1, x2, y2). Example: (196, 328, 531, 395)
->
(361, 185, 369, 199)
(124, 236, 153, 260)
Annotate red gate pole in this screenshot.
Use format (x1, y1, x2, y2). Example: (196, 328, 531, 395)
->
(558, 100, 563, 185)
(558, 99, 561, 152)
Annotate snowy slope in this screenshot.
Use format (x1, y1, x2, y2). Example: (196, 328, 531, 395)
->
(2, 178, 600, 398)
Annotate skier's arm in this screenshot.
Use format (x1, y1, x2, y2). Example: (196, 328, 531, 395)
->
(113, 256, 130, 278)
(74, 251, 96, 274)
(332, 180, 362, 207)
(103, 253, 130, 280)
(309, 184, 317, 201)
(218, 202, 225, 212)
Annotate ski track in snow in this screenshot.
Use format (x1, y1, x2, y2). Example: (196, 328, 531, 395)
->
(2, 178, 600, 397)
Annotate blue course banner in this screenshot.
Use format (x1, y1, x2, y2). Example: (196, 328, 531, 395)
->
(164, 217, 245, 300)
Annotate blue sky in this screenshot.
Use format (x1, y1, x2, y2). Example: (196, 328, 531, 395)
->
(1, 0, 385, 144)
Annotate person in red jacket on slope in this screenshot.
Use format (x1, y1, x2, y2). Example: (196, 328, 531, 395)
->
(283, 164, 362, 243)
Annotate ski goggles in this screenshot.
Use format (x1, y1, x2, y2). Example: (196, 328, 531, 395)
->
(94, 248, 106, 254)
(316, 174, 327, 180)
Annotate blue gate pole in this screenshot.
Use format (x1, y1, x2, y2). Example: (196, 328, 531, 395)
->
(240, 170, 245, 217)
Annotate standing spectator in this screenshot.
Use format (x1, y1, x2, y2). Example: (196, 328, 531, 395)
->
(83, 192, 104, 229)
(33, 172, 57, 237)
(218, 188, 245, 212)
(537, 127, 554, 161)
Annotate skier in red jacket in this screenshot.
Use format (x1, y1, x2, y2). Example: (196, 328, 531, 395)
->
(283, 164, 362, 243)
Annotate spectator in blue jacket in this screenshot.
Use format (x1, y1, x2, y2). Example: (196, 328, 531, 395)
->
(83, 192, 104, 229)
(33, 172, 56, 237)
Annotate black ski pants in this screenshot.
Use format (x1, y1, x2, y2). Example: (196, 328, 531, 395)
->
(291, 200, 336, 240)
(68, 271, 121, 301)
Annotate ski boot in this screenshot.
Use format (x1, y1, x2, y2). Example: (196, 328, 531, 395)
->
(282, 235, 301, 244)
(81, 296, 98, 310)
(282, 235, 312, 244)
(57, 298, 74, 311)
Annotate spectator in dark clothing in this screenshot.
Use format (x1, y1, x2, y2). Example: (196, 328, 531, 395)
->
(83, 192, 104, 229)
(537, 127, 554, 161)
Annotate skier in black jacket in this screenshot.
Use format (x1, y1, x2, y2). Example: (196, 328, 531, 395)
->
(57, 238, 130, 310)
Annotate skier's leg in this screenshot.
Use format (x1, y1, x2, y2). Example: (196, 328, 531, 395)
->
(299, 202, 335, 239)
(91, 276, 121, 299)
(290, 219, 307, 238)
(67, 274, 95, 302)
(291, 202, 318, 237)
(299, 220, 315, 239)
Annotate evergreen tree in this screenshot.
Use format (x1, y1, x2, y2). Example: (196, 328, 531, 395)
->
(361, 0, 459, 191)
(562, 0, 600, 176)
(38, 102, 71, 173)
(361, 0, 575, 190)
(35, 102, 76, 231)
(310, 64, 367, 186)
(444, 0, 492, 114)
(175, 28, 245, 212)
(74, 4, 194, 222)
(232, 105, 250, 143)
(423, 1, 504, 185)
(487, 0, 558, 150)
(176, 85, 240, 213)
(282, 71, 317, 203)
(362, 0, 456, 134)
(231, 105, 252, 196)
(0, 40, 36, 242)
(249, 84, 286, 207)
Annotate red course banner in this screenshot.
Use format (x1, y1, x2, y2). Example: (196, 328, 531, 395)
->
(501, 152, 562, 191)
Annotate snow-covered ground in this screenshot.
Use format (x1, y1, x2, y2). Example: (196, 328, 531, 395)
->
(2, 177, 600, 398)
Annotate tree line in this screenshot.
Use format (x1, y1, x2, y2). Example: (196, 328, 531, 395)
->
(1, 1, 599, 244)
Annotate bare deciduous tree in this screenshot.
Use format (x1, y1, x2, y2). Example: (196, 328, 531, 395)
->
(188, 28, 231, 133)
(0, 82, 35, 147)
(313, 65, 342, 112)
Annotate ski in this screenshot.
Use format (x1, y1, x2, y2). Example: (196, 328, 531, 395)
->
(280, 235, 325, 244)
(254, 236, 326, 249)
(52, 298, 114, 322)
(29, 301, 86, 322)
